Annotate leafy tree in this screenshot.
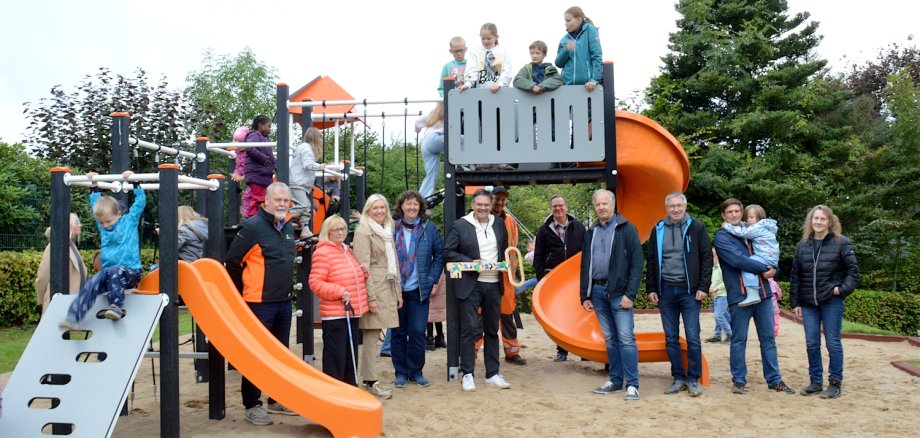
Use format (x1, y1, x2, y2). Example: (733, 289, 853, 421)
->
(843, 38, 920, 115)
(184, 48, 278, 142)
(0, 142, 52, 230)
(24, 68, 191, 174)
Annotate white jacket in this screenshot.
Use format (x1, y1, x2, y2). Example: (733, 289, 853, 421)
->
(464, 44, 514, 90)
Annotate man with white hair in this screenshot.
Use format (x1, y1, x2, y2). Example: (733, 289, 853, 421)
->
(579, 189, 643, 401)
(226, 182, 298, 425)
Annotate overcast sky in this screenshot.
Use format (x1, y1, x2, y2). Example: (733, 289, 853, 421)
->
(1, 0, 915, 147)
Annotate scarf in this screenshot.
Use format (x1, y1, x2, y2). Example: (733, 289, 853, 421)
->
(395, 217, 422, 286)
(368, 219, 400, 279)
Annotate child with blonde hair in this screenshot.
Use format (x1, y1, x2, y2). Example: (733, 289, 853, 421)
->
(460, 23, 514, 93)
(291, 126, 326, 238)
(722, 204, 779, 307)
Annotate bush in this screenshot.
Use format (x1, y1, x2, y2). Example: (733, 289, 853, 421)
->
(0, 248, 159, 327)
(777, 281, 920, 336)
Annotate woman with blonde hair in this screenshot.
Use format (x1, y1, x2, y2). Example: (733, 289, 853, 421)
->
(35, 213, 85, 313)
(310, 215, 369, 386)
(352, 193, 400, 399)
(789, 205, 859, 399)
(415, 102, 445, 198)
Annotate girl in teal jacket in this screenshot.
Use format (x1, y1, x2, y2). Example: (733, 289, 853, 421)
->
(555, 6, 604, 89)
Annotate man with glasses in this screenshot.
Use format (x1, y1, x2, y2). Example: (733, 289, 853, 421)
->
(645, 192, 713, 397)
(226, 182, 298, 425)
(445, 189, 511, 392)
(439, 36, 467, 97)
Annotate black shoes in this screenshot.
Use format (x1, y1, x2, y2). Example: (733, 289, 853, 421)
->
(769, 381, 796, 394)
(821, 378, 842, 399)
(801, 382, 823, 396)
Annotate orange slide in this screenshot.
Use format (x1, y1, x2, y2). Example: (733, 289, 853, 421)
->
(533, 111, 710, 386)
(138, 259, 382, 438)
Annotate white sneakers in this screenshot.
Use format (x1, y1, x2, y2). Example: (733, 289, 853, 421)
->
(625, 385, 640, 401)
(462, 373, 476, 392)
(484, 374, 511, 389)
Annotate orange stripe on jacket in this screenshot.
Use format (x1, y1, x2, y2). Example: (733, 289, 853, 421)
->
(241, 244, 265, 302)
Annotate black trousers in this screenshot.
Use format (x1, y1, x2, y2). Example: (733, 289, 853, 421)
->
(242, 300, 292, 408)
(460, 281, 502, 378)
(322, 317, 360, 386)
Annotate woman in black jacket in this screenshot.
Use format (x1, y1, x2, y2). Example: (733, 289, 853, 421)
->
(790, 205, 859, 399)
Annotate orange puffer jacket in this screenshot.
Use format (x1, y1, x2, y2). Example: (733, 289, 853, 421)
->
(310, 240, 369, 318)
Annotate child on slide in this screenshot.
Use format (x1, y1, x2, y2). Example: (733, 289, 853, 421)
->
(721, 204, 779, 307)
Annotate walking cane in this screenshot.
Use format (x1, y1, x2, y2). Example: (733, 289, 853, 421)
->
(344, 301, 359, 383)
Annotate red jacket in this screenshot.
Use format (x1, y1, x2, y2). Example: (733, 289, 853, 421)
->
(309, 241, 369, 318)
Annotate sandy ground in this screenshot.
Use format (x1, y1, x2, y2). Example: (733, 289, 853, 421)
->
(5, 312, 920, 437)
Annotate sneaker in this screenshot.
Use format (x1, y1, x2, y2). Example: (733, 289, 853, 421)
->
(592, 381, 622, 394)
(394, 375, 407, 388)
(801, 382, 823, 396)
(731, 381, 747, 394)
(380, 351, 391, 358)
(411, 375, 431, 388)
(462, 373, 476, 392)
(505, 355, 527, 365)
(687, 381, 702, 397)
(58, 318, 80, 331)
(768, 381, 795, 394)
(265, 402, 297, 416)
(300, 227, 314, 239)
(244, 405, 273, 426)
(554, 352, 568, 362)
(664, 379, 687, 394)
(104, 304, 125, 320)
(821, 378, 841, 399)
(625, 386, 640, 401)
(484, 374, 511, 389)
(704, 335, 722, 343)
(365, 381, 393, 400)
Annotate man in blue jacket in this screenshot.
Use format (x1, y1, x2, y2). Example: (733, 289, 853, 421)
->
(579, 189, 643, 401)
(646, 192, 712, 397)
(713, 198, 795, 395)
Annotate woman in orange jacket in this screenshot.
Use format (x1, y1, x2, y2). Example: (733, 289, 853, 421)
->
(309, 215, 369, 385)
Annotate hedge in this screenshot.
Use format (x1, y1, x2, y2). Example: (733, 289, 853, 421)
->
(777, 282, 920, 336)
(0, 249, 157, 327)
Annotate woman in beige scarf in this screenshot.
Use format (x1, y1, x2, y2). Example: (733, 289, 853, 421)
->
(353, 193, 401, 399)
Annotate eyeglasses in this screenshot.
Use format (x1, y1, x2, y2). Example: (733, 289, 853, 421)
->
(449, 48, 467, 54)
(331, 227, 347, 233)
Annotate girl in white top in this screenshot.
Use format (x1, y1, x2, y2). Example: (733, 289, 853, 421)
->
(460, 23, 514, 93)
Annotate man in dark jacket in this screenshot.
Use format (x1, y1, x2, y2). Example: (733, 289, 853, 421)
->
(713, 198, 795, 395)
(533, 194, 586, 361)
(579, 189, 643, 401)
(444, 189, 511, 392)
(646, 192, 712, 397)
(226, 182, 297, 425)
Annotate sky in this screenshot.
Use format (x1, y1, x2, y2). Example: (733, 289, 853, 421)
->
(1, 0, 915, 148)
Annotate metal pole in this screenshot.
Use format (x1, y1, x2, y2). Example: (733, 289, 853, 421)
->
(603, 62, 618, 193)
(111, 113, 131, 205)
(442, 77, 461, 382)
(50, 168, 72, 302)
(194, 137, 209, 215)
(297, 241, 315, 364)
(276, 83, 290, 184)
(227, 154, 240, 226)
(205, 174, 226, 420)
(339, 161, 351, 224)
(157, 163, 180, 438)
(355, 166, 366, 213)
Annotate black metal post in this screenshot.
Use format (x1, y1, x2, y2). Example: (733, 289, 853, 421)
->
(111, 113, 131, 205)
(442, 77, 462, 381)
(602, 62, 618, 193)
(49, 169, 71, 302)
(276, 84, 290, 184)
(297, 242, 314, 363)
(157, 164, 180, 438)
(194, 137, 209, 215)
(356, 168, 366, 214)
(339, 161, 351, 224)
(205, 174, 226, 420)
(227, 155, 240, 226)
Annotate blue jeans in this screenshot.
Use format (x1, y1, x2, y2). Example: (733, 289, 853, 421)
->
(802, 296, 844, 383)
(729, 298, 782, 386)
(590, 285, 639, 388)
(658, 284, 702, 381)
(713, 296, 732, 337)
(514, 277, 537, 296)
(380, 329, 393, 355)
(67, 266, 142, 322)
(741, 254, 773, 290)
(419, 133, 444, 198)
(392, 290, 430, 380)
(242, 300, 292, 408)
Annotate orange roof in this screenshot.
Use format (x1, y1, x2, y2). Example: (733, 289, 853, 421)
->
(289, 76, 357, 130)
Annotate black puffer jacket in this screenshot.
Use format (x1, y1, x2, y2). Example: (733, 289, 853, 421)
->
(789, 234, 859, 308)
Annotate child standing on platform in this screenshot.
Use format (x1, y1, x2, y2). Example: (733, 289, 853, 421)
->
(229, 126, 253, 218)
(291, 127, 325, 238)
(555, 6, 603, 90)
(439, 36, 468, 97)
(460, 23, 514, 93)
(513, 40, 564, 94)
(243, 115, 276, 218)
(60, 170, 145, 329)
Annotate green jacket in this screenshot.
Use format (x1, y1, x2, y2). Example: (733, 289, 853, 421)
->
(513, 62, 564, 92)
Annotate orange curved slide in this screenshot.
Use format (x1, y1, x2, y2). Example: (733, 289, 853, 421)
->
(533, 111, 710, 386)
(139, 259, 382, 438)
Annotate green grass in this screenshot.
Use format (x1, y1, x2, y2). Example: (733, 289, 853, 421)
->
(908, 360, 920, 367)
(842, 319, 899, 336)
(0, 312, 194, 374)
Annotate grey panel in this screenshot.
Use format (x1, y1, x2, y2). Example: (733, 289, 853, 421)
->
(446, 85, 606, 164)
(0, 293, 167, 438)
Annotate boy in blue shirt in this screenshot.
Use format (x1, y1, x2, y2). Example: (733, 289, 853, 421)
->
(60, 171, 146, 329)
(438, 36, 467, 97)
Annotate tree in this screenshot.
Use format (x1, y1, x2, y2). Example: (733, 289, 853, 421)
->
(184, 48, 278, 143)
(843, 38, 920, 115)
(24, 68, 191, 173)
